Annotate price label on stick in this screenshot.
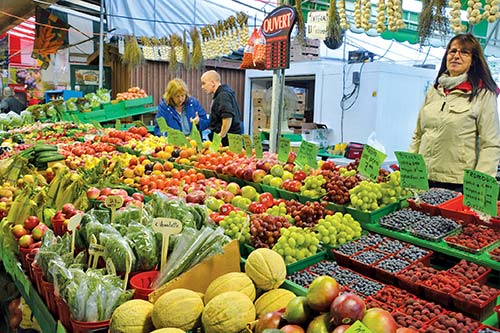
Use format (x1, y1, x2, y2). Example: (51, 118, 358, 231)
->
(228, 133, 243, 154)
(253, 133, 263, 159)
(68, 213, 83, 254)
(358, 144, 387, 181)
(106, 257, 116, 276)
(157, 117, 168, 133)
(395, 151, 429, 191)
(277, 137, 291, 163)
(345, 320, 373, 333)
(242, 134, 253, 157)
(88, 239, 105, 269)
(463, 169, 499, 217)
(295, 140, 318, 168)
(152, 218, 183, 270)
(106, 195, 123, 222)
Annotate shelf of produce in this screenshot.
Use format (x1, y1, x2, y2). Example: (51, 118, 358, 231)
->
(363, 223, 500, 271)
(1, 249, 67, 333)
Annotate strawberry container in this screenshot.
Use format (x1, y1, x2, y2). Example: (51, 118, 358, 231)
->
(392, 311, 426, 331)
(421, 272, 462, 307)
(451, 289, 500, 321)
(424, 311, 481, 333)
(447, 260, 491, 285)
(407, 198, 441, 216)
(372, 286, 416, 309)
(397, 298, 446, 325)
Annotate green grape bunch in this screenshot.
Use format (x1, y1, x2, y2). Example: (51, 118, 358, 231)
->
(219, 210, 251, 243)
(314, 212, 362, 246)
(273, 226, 320, 264)
(300, 175, 327, 198)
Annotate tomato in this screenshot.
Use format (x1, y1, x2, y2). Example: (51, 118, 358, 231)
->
(259, 192, 274, 208)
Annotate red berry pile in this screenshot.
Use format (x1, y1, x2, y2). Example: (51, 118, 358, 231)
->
(447, 260, 490, 283)
(489, 246, 500, 261)
(422, 272, 462, 293)
(372, 286, 415, 309)
(392, 312, 425, 330)
(249, 214, 291, 249)
(444, 224, 500, 251)
(423, 311, 481, 333)
(453, 282, 500, 305)
(364, 297, 394, 313)
(397, 262, 438, 284)
(398, 298, 444, 323)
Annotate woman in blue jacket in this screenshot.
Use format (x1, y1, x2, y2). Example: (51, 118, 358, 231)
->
(154, 78, 209, 136)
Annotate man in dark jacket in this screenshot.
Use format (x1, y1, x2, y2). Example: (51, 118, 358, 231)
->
(201, 70, 242, 146)
(0, 87, 25, 114)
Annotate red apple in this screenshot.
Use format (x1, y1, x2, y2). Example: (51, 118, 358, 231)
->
(252, 169, 267, 183)
(186, 190, 206, 204)
(32, 223, 49, 241)
(131, 192, 144, 202)
(86, 187, 101, 200)
(248, 202, 266, 214)
(280, 324, 304, 333)
(100, 187, 112, 196)
(18, 234, 34, 248)
(11, 225, 29, 239)
(62, 203, 77, 217)
(97, 195, 107, 201)
(362, 308, 397, 333)
(293, 170, 307, 181)
(23, 216, 40, 230)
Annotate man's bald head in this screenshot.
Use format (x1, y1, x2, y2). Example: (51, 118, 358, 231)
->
(201, 70, 221, 94)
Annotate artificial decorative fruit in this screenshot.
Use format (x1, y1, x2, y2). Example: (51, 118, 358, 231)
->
(255, 311, 283, 333)
(23, 216, 40, 231)
(306, 276, 340, 312)
(362, 308, 397, 333)
(330, 292, 366, 326)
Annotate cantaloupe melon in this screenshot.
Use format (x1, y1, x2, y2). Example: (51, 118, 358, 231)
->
(254, 289, 296, 317)
(204, 272, 256, 303)
(152, 288, 203, 331)
(202, 291, 256, 333)
(109, 299, 154, 333)
(245, 248, 286, 290)
(149, 329, 185, 333)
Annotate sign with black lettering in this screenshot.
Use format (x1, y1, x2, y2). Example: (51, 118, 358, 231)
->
(463, 169, 499, 216)
(395, 151, 429, 190)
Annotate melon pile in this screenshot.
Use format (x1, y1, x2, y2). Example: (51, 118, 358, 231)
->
(109, 248, 293, 333)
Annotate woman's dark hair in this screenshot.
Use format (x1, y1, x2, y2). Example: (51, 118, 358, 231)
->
(434, 33, 498, 100)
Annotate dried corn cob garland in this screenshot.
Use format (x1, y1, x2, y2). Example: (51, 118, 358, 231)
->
(387, 0, 405, 31)
(158, 37, 170, 62)
(467, 0, 483, 24)
(362, 0, 373, 30)
(375, 0, 386, 33)
(338, 0, 350, 30)
(354, 0, 363, 28)
(140, 36, 155, 60)
(483, 0, 500, 22)
(450, 0, 466, 32)
(190, 27, 203, 69)
(237, 12, 249, 48)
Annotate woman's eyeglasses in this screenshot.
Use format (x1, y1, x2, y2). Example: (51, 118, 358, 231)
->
(448, 48, 472, 57)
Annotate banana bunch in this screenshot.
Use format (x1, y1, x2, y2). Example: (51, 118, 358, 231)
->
(46, 166, 89, 211)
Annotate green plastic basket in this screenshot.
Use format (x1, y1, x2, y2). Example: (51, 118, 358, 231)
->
(345, 201, 400, 224)
(123, 95, 153, 108)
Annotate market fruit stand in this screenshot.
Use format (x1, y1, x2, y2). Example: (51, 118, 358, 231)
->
(0, 119, 499, 333)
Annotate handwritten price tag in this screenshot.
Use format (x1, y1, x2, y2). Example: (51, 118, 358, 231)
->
(88, 243, 105, 256)
(277, 137, 291, 163)
(395, 151, 429, 190)
(295, 140, 318, 168)
(242, 134, 253, 157)
(105, 195, 123, 209)
(153, 218, 183, 270)
(463, 169, 499, 217)
(157, 117, 168, 133)
(168, 129, 188, 147)
(228, 133, 243, 154)
(253, 133, 263, 159)
(358, 145, 387, 181)
(345, 320, 373, 333)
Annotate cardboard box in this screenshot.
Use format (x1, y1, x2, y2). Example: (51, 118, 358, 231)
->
(148, 240, 241, 303)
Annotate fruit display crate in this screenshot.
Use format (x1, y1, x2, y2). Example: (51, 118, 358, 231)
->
(363, 223, 500, 271)
(122, 95, 153, 108)
(439, 195, 478, 224)
(345, 201, 400, 224)
(451, 290, 500, 321)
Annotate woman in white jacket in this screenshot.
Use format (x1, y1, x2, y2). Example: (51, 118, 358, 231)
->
(409, 33, 500, 192)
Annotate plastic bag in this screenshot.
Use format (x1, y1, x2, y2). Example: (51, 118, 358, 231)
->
(253, 29, 267, 70)
(126, 222, 159, 271)
(240, 28, 259, 69)
(367, 132, 386, 154)
(100, 232, 137, 273)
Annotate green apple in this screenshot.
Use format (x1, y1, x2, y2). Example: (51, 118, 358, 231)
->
(270, 176, 283, 188)
(231, 195, 243, 207)
(262, 174, 274, 185)
(226, 182, 241, 195)
(236, 197, 252, 210)
(206, 197, 224, 211)
(270, 164, 284, 177)
(282, 170, 293, 181)
(241, 185, 258, 200)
